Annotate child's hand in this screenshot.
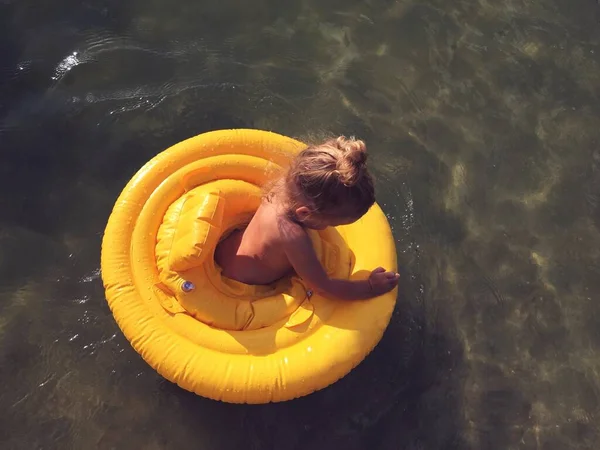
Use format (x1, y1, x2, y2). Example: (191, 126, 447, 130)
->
(368, 267, 400, 296)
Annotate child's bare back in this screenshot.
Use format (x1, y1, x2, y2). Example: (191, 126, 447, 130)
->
(214, 136, 399, 300)
(215, 198, 292, 285)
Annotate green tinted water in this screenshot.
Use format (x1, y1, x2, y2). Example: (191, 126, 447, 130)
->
(2, 0, 600, 448)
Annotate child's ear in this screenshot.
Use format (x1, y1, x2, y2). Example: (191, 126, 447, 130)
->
(295, 206, 311, 221)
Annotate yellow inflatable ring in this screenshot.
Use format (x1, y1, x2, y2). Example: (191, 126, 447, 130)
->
(101, 129, 397, 403)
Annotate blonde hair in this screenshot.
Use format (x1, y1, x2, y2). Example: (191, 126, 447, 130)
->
(267, 136, 375, 220)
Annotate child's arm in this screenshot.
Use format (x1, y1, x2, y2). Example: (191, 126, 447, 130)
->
(279, 219, 399, 300)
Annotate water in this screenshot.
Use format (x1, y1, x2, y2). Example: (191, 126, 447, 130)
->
(2, 0, 600, 448)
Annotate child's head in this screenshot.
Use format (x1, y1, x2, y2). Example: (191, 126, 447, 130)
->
(280, 136, 375, 229)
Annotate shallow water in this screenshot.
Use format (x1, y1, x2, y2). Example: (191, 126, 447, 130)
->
(2, 0, 600, 448)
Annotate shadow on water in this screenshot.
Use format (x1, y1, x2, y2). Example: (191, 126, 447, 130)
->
(160, 273, 470, 450)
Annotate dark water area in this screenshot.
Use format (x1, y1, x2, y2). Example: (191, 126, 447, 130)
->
(2, 0, 600, 448)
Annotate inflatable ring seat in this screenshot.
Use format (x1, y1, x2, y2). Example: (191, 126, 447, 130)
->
(101, 129, 398, 403)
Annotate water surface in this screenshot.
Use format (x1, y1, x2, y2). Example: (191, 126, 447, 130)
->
(2, 0, 600, 449)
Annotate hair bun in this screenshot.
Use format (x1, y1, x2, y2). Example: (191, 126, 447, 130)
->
(332, 136, 367, 186)
(335, 136, 367, 163)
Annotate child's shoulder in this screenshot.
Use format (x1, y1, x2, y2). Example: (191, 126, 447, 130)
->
(276, 211, 306, 241)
